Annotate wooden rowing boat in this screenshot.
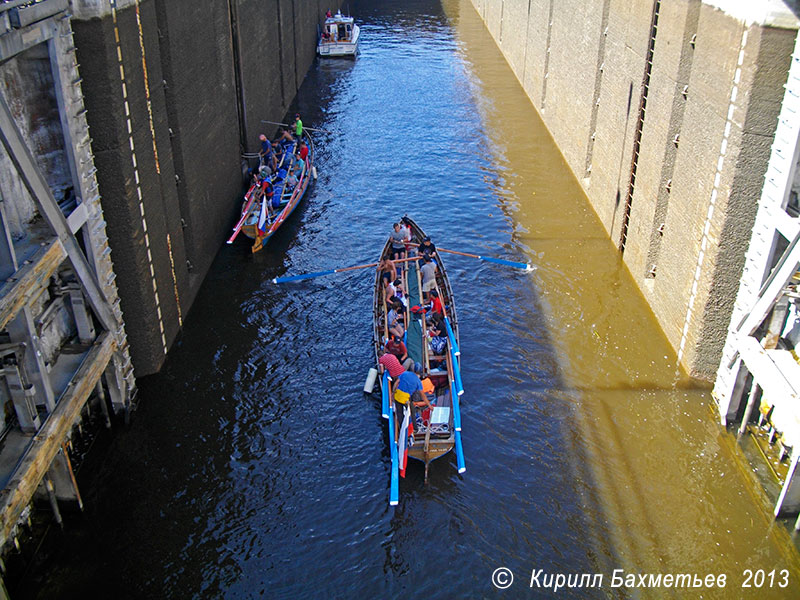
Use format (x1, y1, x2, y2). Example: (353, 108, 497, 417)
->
(373, 217, 465, 504)
(228, 132, 316, 253)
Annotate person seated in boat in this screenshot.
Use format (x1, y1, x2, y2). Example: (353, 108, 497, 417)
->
(271, 140, 284, 164)
(326, 9, 332, 18)
(391, 278, 406, 306)
(419, 236, 437, 261)
(286, 164, 300, 190)
(386, 335, 414, 371)
(390, 223, 407, 260)
(425, 289, 443, 321)
(415, 371, 436, 427)
(298, 140, 309, 161)
(378, 348, 406, 380)
(387, 301, 404, 338)
(261, 177, 274, 205)
(378, 257, 396, 285)
(384, 278, 397, 303)
(420, 255, 438, 302)
(393, 363, 430, 419)
(276, 127, 294, 147)
(428, 312, 448, 357)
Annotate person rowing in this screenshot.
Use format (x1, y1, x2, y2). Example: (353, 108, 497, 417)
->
(418, 235, 437, 260)
(379, 257, 396, 285)
(390, 223, 407, 260)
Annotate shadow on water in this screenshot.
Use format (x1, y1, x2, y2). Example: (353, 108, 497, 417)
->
(17, 0, 800, 598)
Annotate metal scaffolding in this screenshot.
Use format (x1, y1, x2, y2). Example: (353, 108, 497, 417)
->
(0, 0, 134, 571)
(713, 29, 800, 524)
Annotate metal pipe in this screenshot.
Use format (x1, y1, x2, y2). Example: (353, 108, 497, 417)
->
(44, 478, 63, 529)
(737, 382, 760, 440)
(95, 381, 111, 429)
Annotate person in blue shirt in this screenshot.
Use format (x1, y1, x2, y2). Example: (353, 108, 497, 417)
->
(259, 134, 276, 171)
(394, 362, 431, 412)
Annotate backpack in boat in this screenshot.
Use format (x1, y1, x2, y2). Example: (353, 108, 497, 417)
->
(410, 305, 426, 318)
(430, 335, 447, 354)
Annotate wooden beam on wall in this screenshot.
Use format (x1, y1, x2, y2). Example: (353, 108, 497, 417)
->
(0, 238, 65, 330)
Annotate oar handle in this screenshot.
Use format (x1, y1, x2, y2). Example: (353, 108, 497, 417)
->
(408, 244, 529, 268)
(261, 119, 290, 127)
(438, 248, 478, 259)
(273, 255, 421, 284)
(335, 262, 379, 273)
(260, 120, 332, 134)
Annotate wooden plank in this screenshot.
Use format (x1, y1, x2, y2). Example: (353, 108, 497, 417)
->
(0, 332, 115, 546)
(738, 336, 799, 402)
(0, 238, 65, 330)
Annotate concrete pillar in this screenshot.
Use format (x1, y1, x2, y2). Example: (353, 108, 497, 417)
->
(737, 381, 760, 439)
(0, 196, 18, 281)
(6, 308, 56, 413)
(776, 449, 800, 517)
(0, 359, 40, 433)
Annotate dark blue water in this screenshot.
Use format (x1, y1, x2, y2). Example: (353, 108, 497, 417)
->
(26, 1, 611, 597)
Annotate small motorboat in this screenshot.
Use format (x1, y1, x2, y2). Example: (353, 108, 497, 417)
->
(317, 11, 360, 57)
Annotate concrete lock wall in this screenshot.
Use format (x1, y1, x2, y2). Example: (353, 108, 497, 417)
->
(470, 0, 797, 380)
(71, 0, 338, 375)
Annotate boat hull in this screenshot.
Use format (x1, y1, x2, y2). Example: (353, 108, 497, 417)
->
(317, 25, 359, 56)
(373, 217, 461, 475)
(237, 133, 315, 253)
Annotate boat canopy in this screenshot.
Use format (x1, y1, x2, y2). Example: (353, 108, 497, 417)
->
(323, 12, 354, 42)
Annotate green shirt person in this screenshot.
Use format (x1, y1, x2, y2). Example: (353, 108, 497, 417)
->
(294, 113, 303, 139)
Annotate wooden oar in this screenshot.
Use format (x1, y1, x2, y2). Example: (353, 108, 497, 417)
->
(387, 384, 400, 506)
(445, 350, 466, 473)
(260, 119, 332, 134)
(274, 255, 420, 284)
(408, 242, 531, 270)
(227, 185, 261, 244)
(381, 369, 390, 419)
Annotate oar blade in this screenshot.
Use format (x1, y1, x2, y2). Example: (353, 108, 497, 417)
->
(455, 430, 466, 473)
(273, 269, 335, 284)
(478, 255, 530, 270)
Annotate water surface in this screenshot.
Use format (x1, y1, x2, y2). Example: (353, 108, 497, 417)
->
(24, 1, 800, 598)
